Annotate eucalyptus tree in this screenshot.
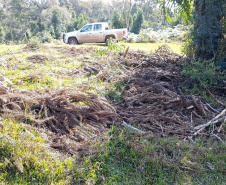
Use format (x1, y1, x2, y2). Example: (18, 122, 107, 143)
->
(108, 0, 134, 29)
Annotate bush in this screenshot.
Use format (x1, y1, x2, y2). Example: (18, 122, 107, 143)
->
(95, 38, 126, 56)
(107, 38, 125, 54)
(137, 30, 157, 43)
(112, 10, 124, 29)
(131, 10, 143, 34)
(182, 59, 225, 89)
(28, 36, 41, 49)
(126, 25, 189, 43)
(37, 31, 53, 43)
(182, 34, 196, 58)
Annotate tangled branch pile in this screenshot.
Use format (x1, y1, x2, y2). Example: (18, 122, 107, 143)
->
(1, 44, 225, 155)
(27, 54, 54, 63)
(115, 65, 225, 140)
(53, 46, 95, 57)
(0, 88, 117, 153)
(23, 43, 40, 51)
(123, 45, 182, 68)
(155, 45, 182, 63)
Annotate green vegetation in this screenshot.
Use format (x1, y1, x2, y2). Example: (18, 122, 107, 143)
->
(0, 0, 187, 44)
(182, 59, 226, 88)
(51, 9, 63, 39)
(131, 10, 144, 34)
(124, 42, 183, 54)
(0, 118, 73, 184)
(87, 127, 226, 184)
(95, 38, 126, 56)
(1, 121, 225, 184)
(112, 10, 124, 29)
(66, 14, 90, 32)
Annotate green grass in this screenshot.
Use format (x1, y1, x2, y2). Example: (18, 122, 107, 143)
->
(0, 118, 73, 184)
(1, 119, 225, 184)
(2, 122, 224, 184)
(78, 42, 184, 54)
(123, 42, 184, 54)
(82, 127, 226, 185)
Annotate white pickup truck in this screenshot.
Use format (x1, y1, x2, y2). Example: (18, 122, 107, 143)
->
(63, 22, 127, 45)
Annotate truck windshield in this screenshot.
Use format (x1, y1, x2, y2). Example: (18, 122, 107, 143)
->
(81, 25, 92, 32)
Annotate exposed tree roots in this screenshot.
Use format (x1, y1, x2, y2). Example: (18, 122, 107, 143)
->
(115, 60, 225, 140)
(0, 84, 117, 154)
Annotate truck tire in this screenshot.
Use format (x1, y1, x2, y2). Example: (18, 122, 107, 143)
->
(105, 36, 115, 46)
(68, 37, 78, 45)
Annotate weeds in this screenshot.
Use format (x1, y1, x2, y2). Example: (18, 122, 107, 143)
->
(25, 36, 41, 50)
(107, 38, 126, 54)
(182, 59, 223, 88)
(104, 81, 126, 102)
(1, 120, 225, 184)
(74, 127, 226, 184)
(182, 59, 226, 103)
(95, 38, 126, 56)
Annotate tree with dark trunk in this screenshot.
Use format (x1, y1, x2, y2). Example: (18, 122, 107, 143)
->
(160, 0, 225, 60)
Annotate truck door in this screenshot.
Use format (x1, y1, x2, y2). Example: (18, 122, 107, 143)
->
(77, 25, 93, 43)
(92, 24, 104, 43)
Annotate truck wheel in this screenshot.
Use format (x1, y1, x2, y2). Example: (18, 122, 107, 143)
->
(68, 38, 78, 45)
(105, 37, 115, 46)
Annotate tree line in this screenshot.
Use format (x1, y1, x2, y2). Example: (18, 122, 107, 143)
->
(0, 0, 168, 43)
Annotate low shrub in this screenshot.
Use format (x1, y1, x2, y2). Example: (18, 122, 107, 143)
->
(126, 24, 189, 43)
(182, 59, 226, 100)
(95, 38, 126, 56)
(27, 36, 41, 49)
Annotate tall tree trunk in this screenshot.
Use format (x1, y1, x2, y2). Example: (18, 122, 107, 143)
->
(194, 0, 224, 60)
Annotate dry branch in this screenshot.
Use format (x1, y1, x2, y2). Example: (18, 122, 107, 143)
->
(0, 87, 117, 153)
(122, 121, 146, 134)
(194, 109, 226, 130)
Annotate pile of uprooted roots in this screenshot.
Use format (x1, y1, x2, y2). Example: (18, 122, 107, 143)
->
(115, 65, 226, 140)
(0, 87, 117, 154)
(122, 45, 183, 68)
(26, 54, 54, 63)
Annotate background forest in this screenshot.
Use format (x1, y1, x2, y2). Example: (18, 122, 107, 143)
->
(0, 0, 179, 43)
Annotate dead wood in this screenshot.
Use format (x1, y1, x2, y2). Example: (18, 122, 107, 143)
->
(115, 65, 224, 138)
(194, 109, 226, 130)
(0, 87, 117, 153)
(26, 54, 54, 63)
(1, 43, 225, 154)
